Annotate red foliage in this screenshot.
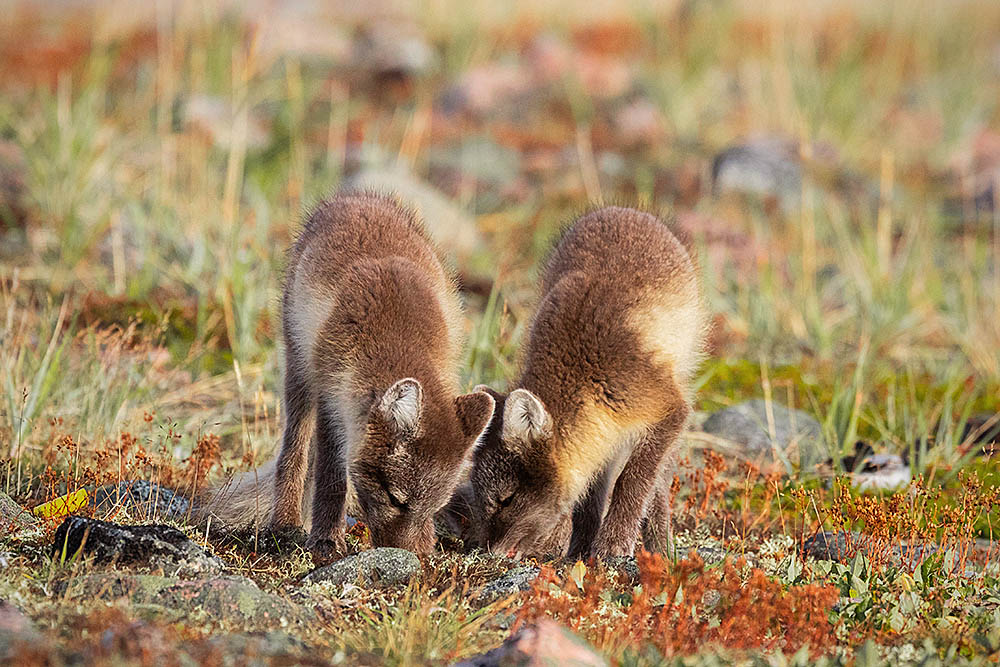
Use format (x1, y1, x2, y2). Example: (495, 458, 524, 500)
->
(516, 550, 840, 659)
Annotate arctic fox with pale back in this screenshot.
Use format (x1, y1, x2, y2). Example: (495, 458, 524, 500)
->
(471, 206, 706, 559)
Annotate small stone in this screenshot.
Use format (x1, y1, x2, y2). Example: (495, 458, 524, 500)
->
(51, 517, 222, 577)
(304, 547, 421, 588)
(92, 480, 192, 521)
(602, 556, 640, 580)
(701, 399, 825, 471)
(477, 566, 540, 603)
(454, 619, 607, 667)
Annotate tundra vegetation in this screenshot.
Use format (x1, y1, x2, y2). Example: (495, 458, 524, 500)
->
(1, 0, 999, 665)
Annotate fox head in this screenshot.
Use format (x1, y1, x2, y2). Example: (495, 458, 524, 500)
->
(350, 378, 495, 554)
(470, 386, 570, 558)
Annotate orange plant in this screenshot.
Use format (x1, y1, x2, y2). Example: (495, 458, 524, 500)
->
(516, 550, 840, 659)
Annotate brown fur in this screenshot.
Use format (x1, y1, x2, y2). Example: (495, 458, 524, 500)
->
(202, 191, 495, 556)
(471, 206, 706, 559)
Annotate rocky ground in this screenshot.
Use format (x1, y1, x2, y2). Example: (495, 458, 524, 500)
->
(2, 0, 1000, 663)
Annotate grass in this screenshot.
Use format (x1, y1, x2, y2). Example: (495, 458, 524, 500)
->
(1, 0, 999, 663)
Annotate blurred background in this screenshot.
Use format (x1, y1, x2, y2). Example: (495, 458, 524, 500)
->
(1, 0, 998, 484)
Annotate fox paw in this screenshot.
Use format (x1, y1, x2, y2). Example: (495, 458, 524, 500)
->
(306, 534, 348, 564)
(590, 536, 637, 561)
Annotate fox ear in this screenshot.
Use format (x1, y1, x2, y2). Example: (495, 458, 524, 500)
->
(472, 384, 504, 402)
(376, 378, 423, 437)
(455, 391, 496, 443)
(502, 389, 552, 446)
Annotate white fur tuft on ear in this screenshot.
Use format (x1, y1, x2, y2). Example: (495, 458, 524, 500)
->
(377, 378, 423, 436)
(502, 388, 552, 445)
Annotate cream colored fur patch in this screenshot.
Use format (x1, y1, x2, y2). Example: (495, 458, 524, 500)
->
(628, 294, 706, 389)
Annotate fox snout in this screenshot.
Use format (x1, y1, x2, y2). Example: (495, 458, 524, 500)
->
(367, 516, 436, 555)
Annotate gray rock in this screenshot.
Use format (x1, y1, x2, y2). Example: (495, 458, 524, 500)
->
(701, 399, 825, 471)
(0, 492, 40, 540)
(155, 576, 309, 629)
(62, 573, 309, 629)
(712, 137, 802, 211)
(455, 619, 607, 667)
(803, 531, 972, 574)
(189, 632, 318, 664)
(478, 566, 540, 602)
(92, 480, 192, 521)
(304, 547, 421, 588)
(803, 530, 863, 562)
(353, 21, 434, 80)
(51, 517, 222, 577)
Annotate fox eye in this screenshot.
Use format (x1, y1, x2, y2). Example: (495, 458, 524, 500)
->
(379, 479, 408, 511)
(498, 492, 515, 509)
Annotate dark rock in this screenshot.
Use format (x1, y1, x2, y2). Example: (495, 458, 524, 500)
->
(962, 413, 1000, 456)
(51, 517, 222, 576)
(454, 619, 607, 667)
(477, 566, 540, 602)
(701, 399, 825, 471)
(92, 480, 192, 521)
(803, 531, 954, 571)
(803, 531, 862, 562)
(0, 492, 40, 540)
(61, 573, 309, 629)
(304, 547, 421, 588)
(186, 632, 322, 665)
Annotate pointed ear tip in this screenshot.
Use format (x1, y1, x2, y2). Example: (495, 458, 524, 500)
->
(458, 391, 496, 411)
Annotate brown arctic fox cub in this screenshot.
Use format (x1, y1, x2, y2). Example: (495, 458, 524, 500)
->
(471, 206, 706, 559)
(206, 191, 495, 556)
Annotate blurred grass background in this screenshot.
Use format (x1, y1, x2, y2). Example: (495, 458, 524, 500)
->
(0, 0, 998, 482)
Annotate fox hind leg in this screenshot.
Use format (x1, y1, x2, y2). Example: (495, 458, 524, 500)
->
(641, 466, 675, 559)
(592, 400, 688, 559)
(270, 360, 315, 530)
